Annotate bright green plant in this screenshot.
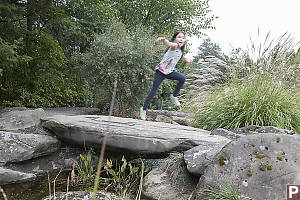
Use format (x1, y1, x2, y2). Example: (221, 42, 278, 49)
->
(192, 76, 300, 133)
(99, 156, 149, 197)
(73, 148, 95, 184)
(199, 184, 240, 200)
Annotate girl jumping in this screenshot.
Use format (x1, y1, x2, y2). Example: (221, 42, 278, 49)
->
(140, 31, 192, 120)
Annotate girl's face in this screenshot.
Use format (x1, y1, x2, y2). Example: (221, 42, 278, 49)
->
(174, 32, 186, 47)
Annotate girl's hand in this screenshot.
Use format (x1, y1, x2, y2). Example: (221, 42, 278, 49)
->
(155, 37, 166, 43)
(186, 58, 192, 63)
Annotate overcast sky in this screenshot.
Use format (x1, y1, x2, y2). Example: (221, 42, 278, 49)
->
(186, 0, 300, 58)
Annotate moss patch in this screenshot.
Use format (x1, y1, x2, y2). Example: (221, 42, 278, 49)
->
(255, 152, 267, 159)
(219, 156, 228, 166)
(277, 156, 283, 161)
(259, 163, 272, 171)
(247, 169, 252, 177)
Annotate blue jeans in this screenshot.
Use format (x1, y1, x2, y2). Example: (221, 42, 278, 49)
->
(143, 70, 186, 110)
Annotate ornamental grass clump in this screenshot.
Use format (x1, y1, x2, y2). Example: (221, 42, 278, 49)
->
(229, 31, 300, 85)
(192, 76, 300, 133)
(199, 184, 240, 200)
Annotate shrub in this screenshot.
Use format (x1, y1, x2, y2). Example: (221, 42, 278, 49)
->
(192, 76, 300, 133)
(78, 21, 161, 114)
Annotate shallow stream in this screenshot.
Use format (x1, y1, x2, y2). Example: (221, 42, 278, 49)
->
(2, 171, 96, 200)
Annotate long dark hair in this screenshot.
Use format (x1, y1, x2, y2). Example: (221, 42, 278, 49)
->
(165, 31, 186, 53)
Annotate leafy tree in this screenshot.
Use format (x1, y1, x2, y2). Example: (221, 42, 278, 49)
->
(77, 22, 161, 114)
(49, 0, 116, 56)
(112, 0, 216, 37)
(0, 0, 92, 107)
(193, 37, 225, 62)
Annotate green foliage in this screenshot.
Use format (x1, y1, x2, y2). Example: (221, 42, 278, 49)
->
(0, 1, 25, 42)
(100, 156, 149, 197)
(112, 0, 216, 37)
(78, 21, 160, 114)
(52, 0, 116, 55)
(1, 33, 92, 107)
(199, 184, 240, 200)
(192, 76, 300, 133)
(73, 148, 95, 183)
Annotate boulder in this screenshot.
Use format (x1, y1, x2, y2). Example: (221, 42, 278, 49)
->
(195, 133, 300, 200)
(41, 115, 230, 155)
(0, 131, 61, 165)
(143, 156, 197, 200)
(0, 167, 36, 185)
(0, 107, 46, 133)
(184, 139, 231, 176)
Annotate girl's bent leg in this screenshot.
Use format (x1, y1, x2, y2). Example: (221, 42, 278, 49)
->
(143, 70, 165, 110)
(166, 71, 186, 97)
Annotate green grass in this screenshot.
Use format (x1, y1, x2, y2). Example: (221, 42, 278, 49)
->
(192, 76, 300, 133)
(199, 184, 240, 200)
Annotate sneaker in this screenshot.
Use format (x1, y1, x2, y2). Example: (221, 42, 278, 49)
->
(170, 95, 181, 106)
(140, 107, 146, 120)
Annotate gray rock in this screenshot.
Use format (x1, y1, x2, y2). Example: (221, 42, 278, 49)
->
(0, 131, 61, 165)
(155, 115, 180, 125)
(41, 115, 230, 155)
(0, 108, 46, 132)
(195, 133, 300, 200)
(5, 146, 102, 176)
(43, 107, 101, 117)
(231, 125, 295, 135)
(143, 164, 197, 200)
(0, 167, 36, 185)
(211, 128, 241, 140)
(255, 126, 295, 134)
(184, 139, 231, 176)
(146, 109, 195, 126)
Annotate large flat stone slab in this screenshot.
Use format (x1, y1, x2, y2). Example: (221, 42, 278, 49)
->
(41, 115, 230, 155)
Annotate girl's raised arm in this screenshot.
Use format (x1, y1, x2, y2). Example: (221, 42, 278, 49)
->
(155, 37, 178, 49)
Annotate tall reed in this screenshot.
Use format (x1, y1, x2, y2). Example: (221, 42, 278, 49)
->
(230, 30, 300, 86)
